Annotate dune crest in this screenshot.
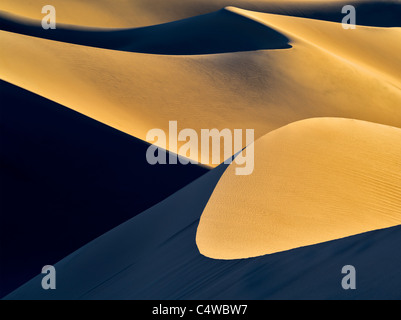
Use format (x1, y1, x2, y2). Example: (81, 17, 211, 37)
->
(0, 80, 207, 297)
(196, 118, 401, 259)
(1, 0, 400, 28)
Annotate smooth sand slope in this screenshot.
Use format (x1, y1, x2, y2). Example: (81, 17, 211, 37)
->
(1, 7, 401, 164)
(2, 0, 401, 301)
(197, 118, 401, 260)
(1, 0, 400, 28)
(234, 8, 401, 89)
(5, 162, 401, 300)
(0, 80, 207, 298)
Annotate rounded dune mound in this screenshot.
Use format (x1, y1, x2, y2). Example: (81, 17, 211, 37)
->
(196, 118, 401, 260)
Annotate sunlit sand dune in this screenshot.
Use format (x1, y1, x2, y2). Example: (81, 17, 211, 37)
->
(1, 7, 401, 164)
(0, 79, 207, 297)
(196, 118, 401, 259)
(4, 160, 401, 300)
(233, 7, 401, 88)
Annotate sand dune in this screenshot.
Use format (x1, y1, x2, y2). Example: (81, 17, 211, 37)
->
(234, 8, 401, 89)
(4, 162, 401, 300)
(1, 8, 401, 164)
(196, 118, 401, 260)
(1, 0, 400, 28)
(0, 80, 207, 298)
(1, 0, 401, 301)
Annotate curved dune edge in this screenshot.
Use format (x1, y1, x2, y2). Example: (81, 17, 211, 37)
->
(196, 118, 401, 260)
(0, 79, 208, 297)
(0, 7, 292, 55)
(1, 8, 401, 165)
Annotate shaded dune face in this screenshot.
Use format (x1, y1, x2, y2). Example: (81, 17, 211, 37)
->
(0, 8, 291, 54)
(196, 118, 401, 260)
(0, 80, 207, 298)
